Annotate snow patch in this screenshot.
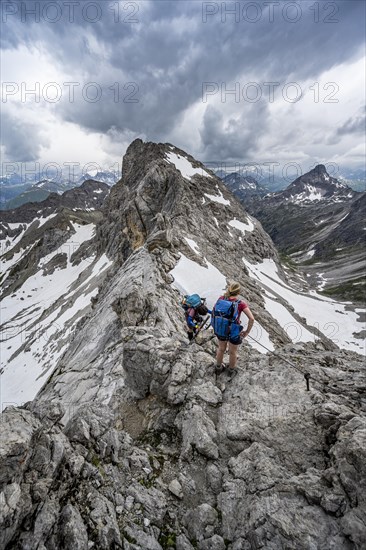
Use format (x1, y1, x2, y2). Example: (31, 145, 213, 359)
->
(37, 213, 58, 229)
(0, 250, 112, 409)
(39, 223, 95, 268)
(247, 326, 275, 354)
(184, 237, 200, 255)
(166, 152, 213, 181)
(228, 217, 254, 234)
(170, 253, 226, 309)
(317, 273, 327, 291)
(204, 190, 230, 206)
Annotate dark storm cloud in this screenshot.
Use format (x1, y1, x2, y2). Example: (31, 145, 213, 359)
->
(199, 101, 269, 160)
(1, 111, 50, 162)
(1, 0, 365, 160)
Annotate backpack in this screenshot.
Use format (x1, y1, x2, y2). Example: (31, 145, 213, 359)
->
(182, 294, 202, 310)
(211, 298, 241, 339)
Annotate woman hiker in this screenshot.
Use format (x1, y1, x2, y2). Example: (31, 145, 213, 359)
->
(211, 282, 255, 378)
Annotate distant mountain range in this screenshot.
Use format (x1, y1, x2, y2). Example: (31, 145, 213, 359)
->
(0, 179, 110, 224)
(222, 172, 268, 198)
(338, 168, 366, 193)
(222, 164, 365, 303)
(1, 165, 363, 208)
(0, 171, 118, 209)
(213, 165, 365, 194)
(2, 180, 77, 210)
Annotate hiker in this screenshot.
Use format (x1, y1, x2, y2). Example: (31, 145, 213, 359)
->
(182, 294, 210, 341)
(211, 282, 254, 378)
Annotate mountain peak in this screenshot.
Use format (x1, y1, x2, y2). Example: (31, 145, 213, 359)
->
(122, 139, 214, 188)
(311, 164, 327, 174)
(100, 140, 253, 262)
(280, 164, 354, 204)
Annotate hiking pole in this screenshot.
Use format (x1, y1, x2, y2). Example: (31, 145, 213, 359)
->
(189, 315, 211, 345)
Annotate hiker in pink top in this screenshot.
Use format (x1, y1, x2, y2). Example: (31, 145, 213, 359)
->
(213, 281, 255, 379)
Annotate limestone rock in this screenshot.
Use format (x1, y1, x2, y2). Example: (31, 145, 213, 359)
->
(168, 479, 183, 499)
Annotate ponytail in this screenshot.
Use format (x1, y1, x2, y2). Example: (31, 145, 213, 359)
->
(224, 281, 241, 298)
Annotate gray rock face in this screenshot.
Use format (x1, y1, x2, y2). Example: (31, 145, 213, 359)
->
(0, 139, 365, 549)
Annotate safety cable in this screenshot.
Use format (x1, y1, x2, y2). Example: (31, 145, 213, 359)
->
(184, 304, 337, 392)
(189, 323, 362, 412)
(247, 334, 337, 391)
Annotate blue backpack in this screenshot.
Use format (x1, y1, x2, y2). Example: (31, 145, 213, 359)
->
(211, 299, 241, 339)
(182, 294, 202, 309)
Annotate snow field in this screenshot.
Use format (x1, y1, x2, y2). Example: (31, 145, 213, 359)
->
(0, 216, 112, 409)
(244, 257, 365, 353)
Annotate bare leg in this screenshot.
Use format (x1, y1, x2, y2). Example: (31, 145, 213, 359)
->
(216, 340, 227, 365)
(228, 343, 239, 369)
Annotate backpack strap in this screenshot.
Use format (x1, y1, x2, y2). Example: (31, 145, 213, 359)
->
(226, 300, 241, 338)
(232, 299, 240, 323)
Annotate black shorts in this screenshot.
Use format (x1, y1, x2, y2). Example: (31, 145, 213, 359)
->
(217, 334, 242, 346)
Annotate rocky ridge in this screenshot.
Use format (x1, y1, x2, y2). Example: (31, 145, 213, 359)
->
(1, 140, 365, 549)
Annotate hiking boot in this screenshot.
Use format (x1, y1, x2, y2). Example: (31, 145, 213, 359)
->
(226, 368, 238, 380)
(215, 363, 226, 375)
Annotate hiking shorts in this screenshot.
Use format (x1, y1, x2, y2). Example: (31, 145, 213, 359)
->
(217, 326, 243, 346)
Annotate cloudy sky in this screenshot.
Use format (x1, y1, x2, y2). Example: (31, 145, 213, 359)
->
(1, 0, 365, 178)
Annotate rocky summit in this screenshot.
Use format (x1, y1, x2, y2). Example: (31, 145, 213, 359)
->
(0, 140, 365, 550)
(272, 164, 355, 204)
